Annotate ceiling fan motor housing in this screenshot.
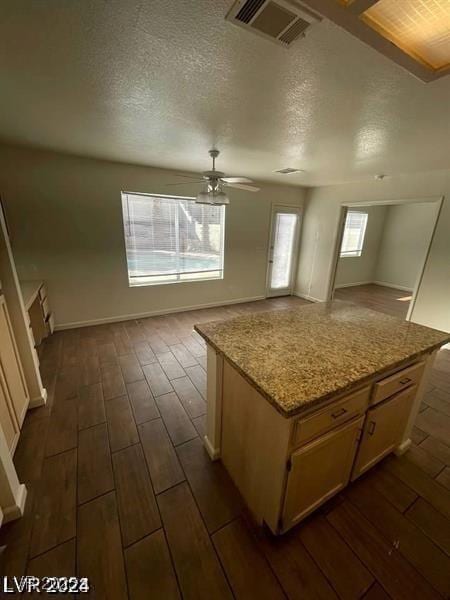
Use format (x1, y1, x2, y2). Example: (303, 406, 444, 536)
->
(202, 170, 225, 179)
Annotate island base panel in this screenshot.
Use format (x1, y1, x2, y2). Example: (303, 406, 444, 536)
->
(204, 345, 223, 461)
(203, 340, 436, 535)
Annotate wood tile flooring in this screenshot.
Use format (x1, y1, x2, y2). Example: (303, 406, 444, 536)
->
(1, 295, 450, 599)
(334, 284, 412, 320)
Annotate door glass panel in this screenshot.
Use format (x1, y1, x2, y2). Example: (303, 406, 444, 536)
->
(270, 213, 298, 290)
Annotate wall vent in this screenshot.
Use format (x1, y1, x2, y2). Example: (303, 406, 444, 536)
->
(226, 0, 321, 47)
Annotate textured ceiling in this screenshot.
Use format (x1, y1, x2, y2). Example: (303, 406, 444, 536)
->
(0, 0, 449, 186)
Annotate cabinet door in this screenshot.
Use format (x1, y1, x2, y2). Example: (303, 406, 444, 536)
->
(351, 385, 416, 481)
(281, 416, 364, 532)
(0, 296, 29, 426)
(29, 295, 47, 346)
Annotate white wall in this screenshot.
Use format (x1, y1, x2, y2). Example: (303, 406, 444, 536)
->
(0, 144, 305, 327)
(374, 203, 438, 291)
(335, 205, 386, 287)
(295, 169, 449, 332)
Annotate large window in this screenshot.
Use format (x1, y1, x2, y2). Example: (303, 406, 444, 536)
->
(340, 211, 368, 257)
(122, 192, 225, 286)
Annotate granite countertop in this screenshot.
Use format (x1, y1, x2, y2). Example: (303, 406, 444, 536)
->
(195, 301, 450, 418)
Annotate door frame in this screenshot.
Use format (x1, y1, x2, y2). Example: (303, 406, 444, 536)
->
(326, 195, 443, 322)
(266, 204, 302, 298)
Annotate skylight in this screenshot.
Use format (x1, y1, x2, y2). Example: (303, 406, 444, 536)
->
(326, 0, 450, 81)
(362, 0, 450, 70)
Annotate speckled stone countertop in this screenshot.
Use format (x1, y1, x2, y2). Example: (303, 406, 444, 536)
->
(194, 302, 450, 418)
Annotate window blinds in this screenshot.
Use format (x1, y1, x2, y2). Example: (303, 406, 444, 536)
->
(122, 193, 225, 286)
(340, 211, 368, 257)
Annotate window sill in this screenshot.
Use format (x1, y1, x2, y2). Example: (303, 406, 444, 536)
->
(129, 273, 224, 287)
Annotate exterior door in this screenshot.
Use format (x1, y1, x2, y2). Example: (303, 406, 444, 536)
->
(267, 207, 301, 297)
(351, 385, 416, 481)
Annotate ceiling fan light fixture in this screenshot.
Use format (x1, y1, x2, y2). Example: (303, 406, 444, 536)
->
(212, 190, 230, 205)
(195, 186, 230, 206)
(195, 189, 215, 205)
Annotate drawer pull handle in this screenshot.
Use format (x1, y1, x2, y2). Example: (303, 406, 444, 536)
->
(368, 421, 376, 435)
(331, 408, 347, 419)
(400, 377, 412, 385)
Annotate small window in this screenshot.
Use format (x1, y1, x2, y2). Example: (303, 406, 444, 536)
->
(340, 211, 368, 257)
(122, 192, 225, 286)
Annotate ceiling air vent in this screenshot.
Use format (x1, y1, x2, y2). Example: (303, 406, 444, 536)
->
(226, 0, 321, 47)
(235, 0, 266, 23)
(274, 168, 304, 174)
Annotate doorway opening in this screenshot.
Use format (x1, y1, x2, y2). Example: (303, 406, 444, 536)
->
(328, 197, 442, 320)
(266, 206, 301, 297)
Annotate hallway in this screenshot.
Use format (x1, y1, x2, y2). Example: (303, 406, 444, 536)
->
(334, 284, 412, 320)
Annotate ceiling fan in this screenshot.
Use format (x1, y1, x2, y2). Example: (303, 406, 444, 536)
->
(167, 149, 260, 205)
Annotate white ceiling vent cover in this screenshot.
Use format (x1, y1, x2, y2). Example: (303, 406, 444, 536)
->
(226, 0, 321, 47)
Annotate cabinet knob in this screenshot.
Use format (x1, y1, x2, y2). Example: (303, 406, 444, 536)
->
(368, 421, 376, 435)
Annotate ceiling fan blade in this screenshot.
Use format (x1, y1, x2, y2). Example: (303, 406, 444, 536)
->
(221, 177, 254, 184)
(225, 183, 260, 192)
(173, 173, 203, 180)
(165, 180, 204, 186)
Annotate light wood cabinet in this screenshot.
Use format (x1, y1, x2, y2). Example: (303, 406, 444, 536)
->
(282, 416, 363, 531)
(29, 295, 48, 347)
(351, 385, 416, 480)
(0, 295, 29, 432)
(218, 354, 429, 535)
(20, 280, 53, 347)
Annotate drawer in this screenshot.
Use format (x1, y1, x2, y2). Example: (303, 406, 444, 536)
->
(38, 284, 47, 302)
(372, 361, 425, 406)
(292, 386, 370, 448)
(41, 296, 50, 319)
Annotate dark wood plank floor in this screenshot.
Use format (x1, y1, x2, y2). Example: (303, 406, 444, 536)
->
(1, 295, 450, 599)
(334, 284, 412, 320)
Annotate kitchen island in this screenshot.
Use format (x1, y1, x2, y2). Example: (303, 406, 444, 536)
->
(195, 301, 450, 534)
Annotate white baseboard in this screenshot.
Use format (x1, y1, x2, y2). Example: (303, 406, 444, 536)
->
(293, 292, 322, 303)
(334, 281, 372, 289)
(395, 439, 411, 456)
(335, 280, 413, 293)
(2, 484, 27, 524)
(55, 295, 266, 330)
(28, 387, 48, 409)
(373, 281, 413, 293)
(203, 435, 220, 461)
